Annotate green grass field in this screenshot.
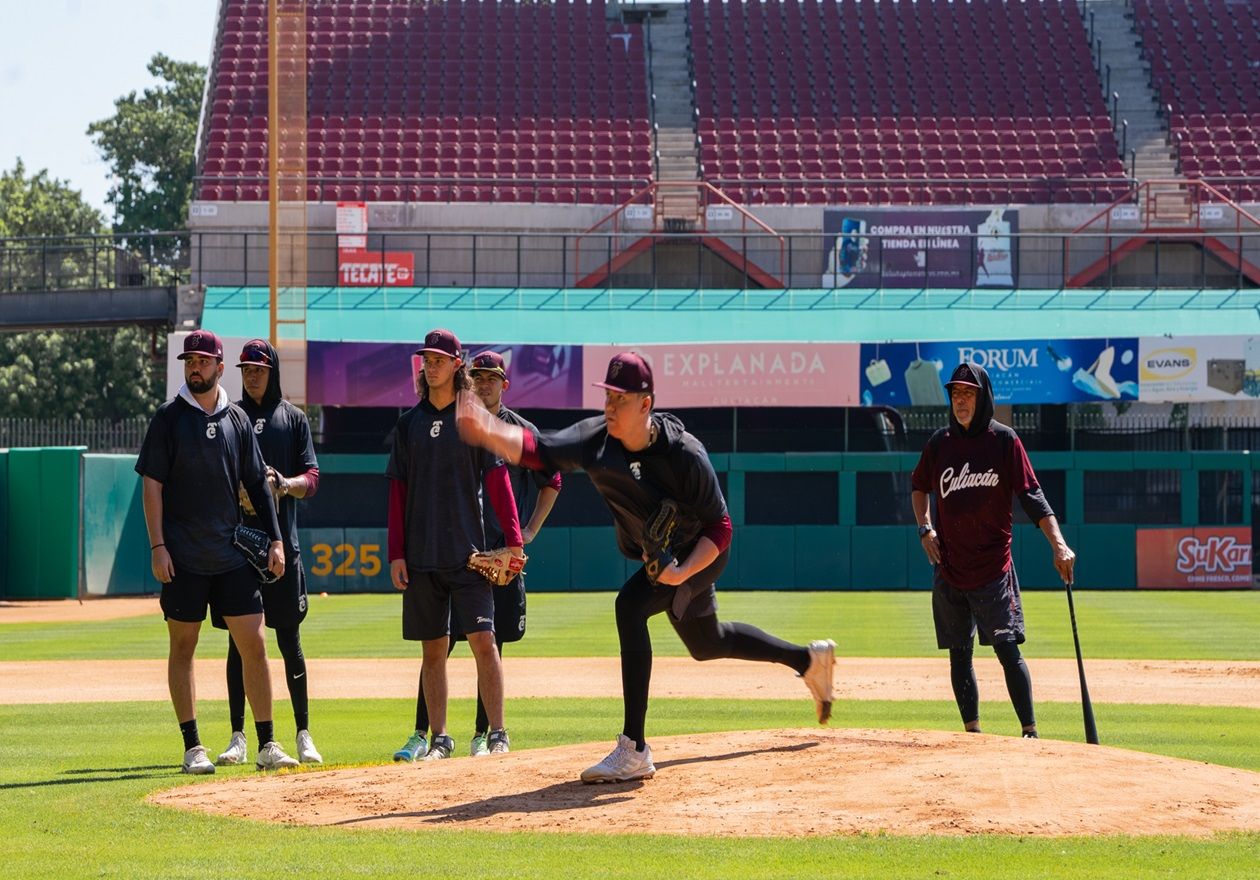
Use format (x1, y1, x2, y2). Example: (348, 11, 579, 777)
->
(3, 591, 1259, 879)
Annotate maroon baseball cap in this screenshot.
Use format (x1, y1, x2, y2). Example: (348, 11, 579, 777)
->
(945, 363, 983, 389)
(469, 350, 507, 377)
(177, 329, 224, 360)
(415, 328, 461, 359)
(593, 352, 654, 395)
(235, 339, 274, 368)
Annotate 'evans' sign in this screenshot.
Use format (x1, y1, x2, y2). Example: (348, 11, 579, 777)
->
(338, 250, 415, 287)
(1137, 527, 1253, 589)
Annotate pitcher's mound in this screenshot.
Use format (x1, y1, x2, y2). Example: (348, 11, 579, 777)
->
(150, 728, 1260, 837)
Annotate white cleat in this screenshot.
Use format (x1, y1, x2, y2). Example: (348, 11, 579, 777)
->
(216, 731, 248, 766)
(296, 729, 323, 764)
(255, 741, 299, 770)
(580, 735, 655, 784)
(182, 745, 215, 775)
(800, 638, 836, 724)
(487, 729, 510, 755)
(470, 732, 490, 757)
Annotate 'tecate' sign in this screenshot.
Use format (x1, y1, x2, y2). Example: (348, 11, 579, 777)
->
(338, 250, 415, 287)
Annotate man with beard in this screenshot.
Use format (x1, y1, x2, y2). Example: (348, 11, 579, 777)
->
(214, 339, 323, 767)
(456, 351, 837, 783)
(911, 362, 1076, 739)
(136, 330, 298, 773)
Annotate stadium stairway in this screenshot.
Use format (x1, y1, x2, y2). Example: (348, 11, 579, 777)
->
(646, 9, 701, 224)
(1084, 0, 1178, 183)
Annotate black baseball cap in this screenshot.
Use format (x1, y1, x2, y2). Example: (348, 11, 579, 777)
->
(593, 352, 653, 395)
(235, 339, 274, 368)
(470, 350, 507, 377)
(415, 328, 461, 359)
(945, 363, 983, 389)
(177, 330, 224, 360)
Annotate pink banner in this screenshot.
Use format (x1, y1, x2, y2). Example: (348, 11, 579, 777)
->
(582, 343, 860, 408)
(337, 250, 415, 287)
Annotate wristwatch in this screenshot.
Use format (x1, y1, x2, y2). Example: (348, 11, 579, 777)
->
(918, 524, 935, 538)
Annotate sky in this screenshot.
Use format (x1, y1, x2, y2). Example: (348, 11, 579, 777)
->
(0, 0, 220, 220)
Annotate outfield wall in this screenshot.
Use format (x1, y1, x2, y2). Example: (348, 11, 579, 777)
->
(4, 449, 1254, 599)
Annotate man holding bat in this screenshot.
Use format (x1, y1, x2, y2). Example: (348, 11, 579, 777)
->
(911, 363, 1076, 739)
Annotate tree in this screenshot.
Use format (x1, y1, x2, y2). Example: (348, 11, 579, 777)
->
(0, 160, 163, 420)
(0, 159, 105, 238)
(87, 53, 206, 235)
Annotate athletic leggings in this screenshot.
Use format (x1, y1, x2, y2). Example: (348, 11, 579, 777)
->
(227, 626, 308, 734)
(616, 564, 810, 749)
(948, 640, 1035, 729)
(413, 635, 505, 736)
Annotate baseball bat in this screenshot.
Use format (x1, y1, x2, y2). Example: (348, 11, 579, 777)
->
(1064, 580, 1099, 745)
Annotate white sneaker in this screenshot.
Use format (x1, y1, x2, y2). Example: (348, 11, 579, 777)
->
(800, 638, 836, 724)
(393, 731, 428, 762)
(580, 734, 655, 784)
(255, 740, 299, 770)
(182, 745, 215, 775)
(216, 731, 248, 766)
(296, 729, 323, 764)
(424, 734, 454, 761)
(487, 728, 510, 754)
(470, 732, 490, 757)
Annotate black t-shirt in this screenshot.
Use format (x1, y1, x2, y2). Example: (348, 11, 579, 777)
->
(482, 405, 558, 549)
(911, 421, 1045, 590)
(238, 398, 318, 558)
(135, 393, 270, 576)
(535, 411, 726, 561)
(385, 397, 502, 571)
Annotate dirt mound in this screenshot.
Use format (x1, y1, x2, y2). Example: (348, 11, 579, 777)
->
(150, 728, 1260, 837)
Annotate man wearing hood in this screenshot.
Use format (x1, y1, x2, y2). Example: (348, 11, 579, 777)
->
(911, 362, 1076, 739)
(456, 352, 838, 783)
(135, 330, 298, 773)
(213, 339, 323, 767)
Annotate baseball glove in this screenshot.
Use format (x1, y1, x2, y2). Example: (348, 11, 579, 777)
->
(233, 524, 279, 584)
(642, 498, 679, 585)
(467, 548, 527, 586)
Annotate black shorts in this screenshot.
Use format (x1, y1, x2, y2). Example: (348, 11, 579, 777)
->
(161, 564, 263, 624)
(403, 566, 496, 642)
(210, 556, 308, 631)
(451, 573, 526, 644)
(933, 566, 1026, 650)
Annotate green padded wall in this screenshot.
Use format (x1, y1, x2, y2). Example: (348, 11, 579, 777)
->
(6, 448, 85, 599)
(0, 450, 7, 597)
(82, 456, 151, 595)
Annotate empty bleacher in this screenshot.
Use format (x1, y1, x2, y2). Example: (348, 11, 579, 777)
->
(198, 0, 652, 204)
(1134, 0, 1260, 203)
(690, 0, 1129, 205)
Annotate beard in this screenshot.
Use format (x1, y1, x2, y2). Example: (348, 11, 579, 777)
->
(187, 373, 216, 394)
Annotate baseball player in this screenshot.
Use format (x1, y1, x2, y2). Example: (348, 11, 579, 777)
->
(911, 362, 1076, 738)
(135, 329, 298, 773)
(211, 339, 323, 766)
(456, 352, 837, 783)
(387, 329, 526, 762)
(407, 349, 563, 757)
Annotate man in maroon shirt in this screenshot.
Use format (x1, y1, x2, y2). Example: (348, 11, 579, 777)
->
(911, 363, 1075, 738)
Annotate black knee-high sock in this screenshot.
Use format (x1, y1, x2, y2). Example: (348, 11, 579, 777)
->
(994, 641, 1035, 728)
(226, 637, 246, 733)
(255, 720, 273, 750)
(180, 719, 201, 751)
(949, 644, 979, 725)
(275, 627, 308, 733)
(615, 586, 654, 751)
(674, 617, 811, 672)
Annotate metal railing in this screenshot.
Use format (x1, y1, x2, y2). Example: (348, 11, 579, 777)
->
(0, 233, 192, 293)
(0, 417, 150, 453)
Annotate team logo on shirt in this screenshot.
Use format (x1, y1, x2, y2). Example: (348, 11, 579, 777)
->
(430, 420, 443, 438)
(629, 462, 642, 480)
(205, 423, 217, 439)
(254, 418, 265, 435)
(939, 462, 1000, 498)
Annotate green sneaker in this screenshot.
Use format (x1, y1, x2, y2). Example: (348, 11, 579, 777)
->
(393, 731, 428, 762)
(470, 732, 491, 757)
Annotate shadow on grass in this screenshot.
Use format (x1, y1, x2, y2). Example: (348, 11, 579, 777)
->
(0, 765, 175, 790)
(333, 741, 819, 827)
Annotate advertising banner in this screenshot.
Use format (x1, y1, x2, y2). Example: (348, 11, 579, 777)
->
(858, 338, 1140, 406)
(1138, 335, 1260, 402)
(337, 250, 415, 287)
(821, 208, 1018, 289)
(581, 343, 860, 408)
(306, 341, 584, 408)
(1136, 527, 1253, 589)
